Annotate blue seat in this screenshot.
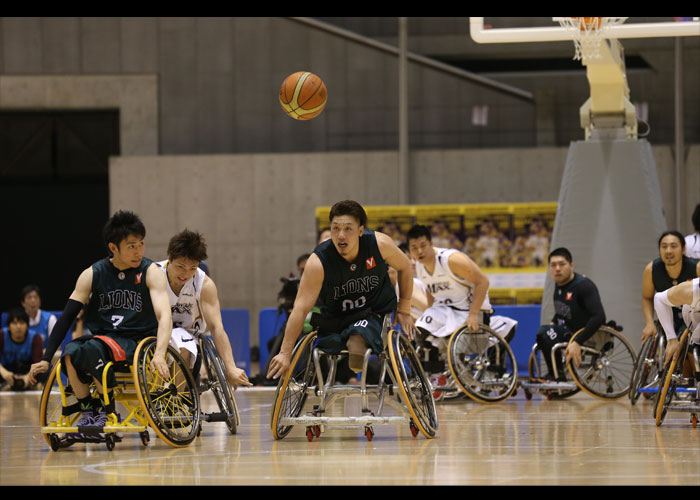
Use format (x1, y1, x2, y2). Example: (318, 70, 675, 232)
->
(492, 304, 542, 375)
(258, 308, 287, 373)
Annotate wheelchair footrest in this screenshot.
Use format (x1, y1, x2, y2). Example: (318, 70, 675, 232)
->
(201, 411, 230, 423)
(279, 415, 408, 427)
(667, 401, 700, 412)
(41, 424, 147, 434)
(520, 380, 577, 391)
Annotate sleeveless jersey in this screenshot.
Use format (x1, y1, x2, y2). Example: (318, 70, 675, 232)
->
(157, 260, 207, 335)
(83, 257, 159, 336)
(414, 247, 491, 311)
(313, 229, 397, 318)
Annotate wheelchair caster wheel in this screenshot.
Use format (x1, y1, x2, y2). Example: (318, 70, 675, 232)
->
(313, 425, 321, 438)
(49, 434, 60, 451)
(306, 427, 315, 442)
(105, 434, 116, 451)
(365, 427, 374, 441)
(692, 415, 698, 428)
(409, 421, 419, 438)
(524, 389, 532, 401)
(140, 431, 150, 446)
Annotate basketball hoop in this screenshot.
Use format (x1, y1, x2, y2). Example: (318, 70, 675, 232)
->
(553, 17, 628, 60)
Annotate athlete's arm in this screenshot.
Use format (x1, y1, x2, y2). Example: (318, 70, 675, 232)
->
(447, 252, 490, 331)
(565, 279, 606, 367)
(641, 262, 657, 342)
(27, 267, 93, 384)
(200, 276, 252, 389)
(146, 263, 173, 379)
(376, 231, 415, 337)
(655, 280, 695, 365)
(267, 253, 324, 380)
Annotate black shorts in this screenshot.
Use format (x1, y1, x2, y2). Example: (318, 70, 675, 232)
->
(62, 332, 152, 387)
(315, 313, 385, 355)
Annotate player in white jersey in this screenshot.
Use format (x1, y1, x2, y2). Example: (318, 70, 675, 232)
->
(406, 225, 517, 383)
(655, 277, 700, 366)
(407, 225, 517, 341)
(159, 229, 251, 389)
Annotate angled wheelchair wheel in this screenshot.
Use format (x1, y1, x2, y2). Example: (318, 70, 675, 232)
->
(655, 328, 691, 426)
(39, 362, 78, 449)
(526, 344, 579, 399)
(567, 326, 637, 400)
(270, 333, 318, 440)
(447, 325, 518, 404)
(387, 329, 438, 438)
(201, 336, 240, 434)
(133, 337, 201, 448)
(629, 329, 664, 405)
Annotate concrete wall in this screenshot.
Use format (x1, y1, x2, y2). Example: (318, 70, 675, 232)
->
(110, 144, 699, 345)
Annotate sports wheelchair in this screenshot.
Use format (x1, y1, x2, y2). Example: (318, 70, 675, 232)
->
(520, 323, 637, 401)
(628, 321, 666, 405)
(425, 323, 518, 404)
(192, 331, 240, 435)
(40, 337, 201, 450)
(654, 327, 700, 427)
(270, 314, 438, 441)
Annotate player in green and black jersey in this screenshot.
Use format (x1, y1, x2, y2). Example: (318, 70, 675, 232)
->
(267, 200, 415, 380)
(28, 211, 172, 437)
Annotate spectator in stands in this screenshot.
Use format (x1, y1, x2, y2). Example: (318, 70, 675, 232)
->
(1, 308, 44, 390)
(297, 253, 310, 277)
(20, 284, 56, 348)
(318, 227, 331, 245)
(686, 203, 700, 259)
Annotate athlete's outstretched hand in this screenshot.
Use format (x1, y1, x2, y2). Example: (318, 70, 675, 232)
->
(394, 311, 416, 340)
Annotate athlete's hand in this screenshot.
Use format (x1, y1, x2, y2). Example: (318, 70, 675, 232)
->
(641, 323, 657, 344)
(565, 341, 582, 368)
(664, 338, 680, 367)
(227, 366, 253, 389)
(150, 353, 171, 380)
(466, 312, 480, 332)
(267, 352, 291, 380)
(28, 360, 50, 385)
(394, 311, 416, 340)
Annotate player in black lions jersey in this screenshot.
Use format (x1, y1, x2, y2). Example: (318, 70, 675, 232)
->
(267, 200, 415, 380)
(28, 211, 172, 438)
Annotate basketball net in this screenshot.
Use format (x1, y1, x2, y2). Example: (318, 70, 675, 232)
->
(553, 17, 628, 60)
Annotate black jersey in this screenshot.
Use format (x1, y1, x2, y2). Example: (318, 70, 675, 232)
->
(652, 256, 699, 331)
(313, 229, 397, 320)
(552, 272, 606, 344)
(83, 257, 159, 336)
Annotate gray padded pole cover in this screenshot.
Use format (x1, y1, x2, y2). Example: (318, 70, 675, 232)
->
(541, 138, 667, 350)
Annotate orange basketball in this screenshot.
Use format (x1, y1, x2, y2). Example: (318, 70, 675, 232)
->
(279, 71, 327, 120)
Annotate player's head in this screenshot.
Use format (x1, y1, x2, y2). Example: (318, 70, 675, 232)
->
(20, 284, 42, 315)
(6, 307, 30, 341)
(297, 253, 310, 276)
(318, 227, 331, 245)
(328, 200, 367, 259)
(693, 203, 700, 234)
(406, 225, 433, 265)
(167, 229, 208, 285)
(548, 247, 574, 285)
(657, 230, 685, 266)
(103, 210, 146, 267)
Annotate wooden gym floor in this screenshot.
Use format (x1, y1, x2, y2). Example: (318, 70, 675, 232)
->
(1, 386, 699, 486)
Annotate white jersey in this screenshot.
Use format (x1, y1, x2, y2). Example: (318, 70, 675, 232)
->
(683, 278, 700, 344)
(686, 233, 700, 259)
(415, 247, 491, 312)
(157, 259, 207, 335)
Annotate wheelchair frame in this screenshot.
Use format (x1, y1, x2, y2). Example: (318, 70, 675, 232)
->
(654, 327, 700, 427)
(445, 323, 518, 404)
(520, 325, 637, 401)
(270, 315, 438, 441)
(194, 332, 241, 435)
(39, 337, 201, 450)
(628, 323, 666, 405)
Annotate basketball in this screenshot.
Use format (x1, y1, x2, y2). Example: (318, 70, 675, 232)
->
(279, 71, 327, 120)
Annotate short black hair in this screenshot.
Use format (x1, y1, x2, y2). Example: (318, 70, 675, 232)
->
(329, 200, 367, 227)
(406, 225, 432, 243)
(297, 253, 310, 266)
(103, 210, 146, 254)
(6, 307, 29, 326)
(167, 229, 208, 263)
(20, 284, 41, 302)
(658, 230, 685, 249)
(548, 247, 573, 264)
(692, 203, 700, 233)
